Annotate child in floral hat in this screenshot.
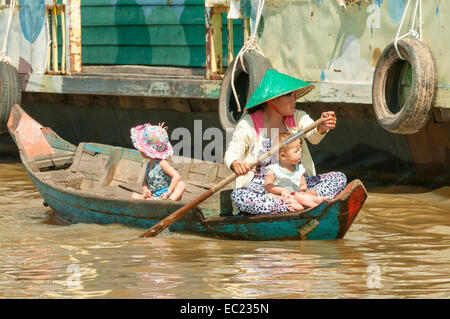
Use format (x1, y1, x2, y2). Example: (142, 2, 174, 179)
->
(130, 122, 185, 201)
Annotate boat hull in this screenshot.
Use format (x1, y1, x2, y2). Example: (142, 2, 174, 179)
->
(28, 167, 366, 241)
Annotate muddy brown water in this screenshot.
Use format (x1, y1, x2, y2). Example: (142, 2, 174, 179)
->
(0, 161, 449, 299)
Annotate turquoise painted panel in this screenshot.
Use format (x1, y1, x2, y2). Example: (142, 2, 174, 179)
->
(306, 206, 341, 240)
(81, 24, 242, 46)
(84, 142, 114, 155)
(82, 45, 206, 67)
(80, 0, 243, 67)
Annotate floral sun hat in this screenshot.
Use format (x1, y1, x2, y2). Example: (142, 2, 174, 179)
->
(130, 123, 173, 160)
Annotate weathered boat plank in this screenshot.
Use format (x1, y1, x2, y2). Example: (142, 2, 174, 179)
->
(98, 148, 123, 186)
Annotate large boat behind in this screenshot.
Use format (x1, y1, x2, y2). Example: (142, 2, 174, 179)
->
(1, 0, 448, 186)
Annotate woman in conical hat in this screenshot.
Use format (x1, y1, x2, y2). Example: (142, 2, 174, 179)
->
(224, 69, 346, 214)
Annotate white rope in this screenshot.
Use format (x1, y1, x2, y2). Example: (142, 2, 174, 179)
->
(230, 0, 266, 112)
(394, 0, 422, 60)
(0, 0, 17, 65)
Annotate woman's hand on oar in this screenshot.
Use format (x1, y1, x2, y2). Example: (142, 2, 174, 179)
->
(318, 111, 336, 134)
(230, 160, 255, 176)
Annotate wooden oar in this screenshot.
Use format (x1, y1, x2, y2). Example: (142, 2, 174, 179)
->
(139, 118, 324, 238)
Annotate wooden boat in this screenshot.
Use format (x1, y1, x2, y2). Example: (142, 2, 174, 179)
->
(7, 104, 367, 241)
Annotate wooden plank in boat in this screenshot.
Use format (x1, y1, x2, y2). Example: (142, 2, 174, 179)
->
(99, 148, 123, 186)
(120, 148, 144, 162)
(171, 161, 183, 172)
(70, 143, 101, 171)
(206, 165, 219, 183)
(51, 152, 74, 167)
(113, 158, 142, 184)
(70, 143, 86, 172)
(80, 178, 98, 190)
(136, 159, 149, 187)
(118, 183, 142, 194)
(188, 163, 210, 174)
(216, 165, 230, 179)
(77, 152, 109, 176)
(26, 152, 74, 171)
(186, 171, 205, 182)
(180, 163, 191, 180)
(184, 181, 210, 194)
(42, 171, 84, 189)
(186, 180, 214, 190)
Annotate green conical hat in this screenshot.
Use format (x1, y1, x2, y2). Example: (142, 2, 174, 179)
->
(244, 69, 315, 110)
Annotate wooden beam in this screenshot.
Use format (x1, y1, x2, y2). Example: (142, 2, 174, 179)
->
(227, 19, 234, 63)
(70, 143, 86, 173)
(67, 0, 82, 73)
(98, 147, 122, 186)
(136, 158, 149, 189)
(61, 4, 66, 73)
(51, 5, 58, 72)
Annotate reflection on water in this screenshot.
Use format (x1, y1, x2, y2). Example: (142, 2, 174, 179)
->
(0, 162, 449, 298)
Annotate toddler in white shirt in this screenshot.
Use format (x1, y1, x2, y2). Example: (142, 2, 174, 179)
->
(264, 132, 327, 211)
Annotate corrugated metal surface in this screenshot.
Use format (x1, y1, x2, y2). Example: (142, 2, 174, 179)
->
(80, 0, 242, 67)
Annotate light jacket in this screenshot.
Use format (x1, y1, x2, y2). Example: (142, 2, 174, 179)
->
(224, 109, 327, 188)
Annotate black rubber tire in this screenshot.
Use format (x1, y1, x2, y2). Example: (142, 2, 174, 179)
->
(218, 52, 273, 130)
(0, 62, 21, 135)
(372, 38, 437, 134)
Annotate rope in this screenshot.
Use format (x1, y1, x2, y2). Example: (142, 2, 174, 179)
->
(0, 0, 17, 65)
(267, 100, 283, 116)
(394, 0, 422, 60)
(230, 0, 266, 112)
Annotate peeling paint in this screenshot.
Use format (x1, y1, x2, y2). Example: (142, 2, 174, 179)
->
(388, 0, 405, 23)
(19, 0, 46, 43)
(149, 81, 171, 96)
(258, 0, 449, 108)
(67, 0, 82, 73)
(367, 2, 381, 29)
(371, 47, 381, 67)
(324, 35, 372, 84)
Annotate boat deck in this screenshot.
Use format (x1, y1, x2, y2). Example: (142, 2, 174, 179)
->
(21, 66, 223, 100)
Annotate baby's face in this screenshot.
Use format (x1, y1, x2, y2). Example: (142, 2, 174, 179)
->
(280, 143, 302, 165)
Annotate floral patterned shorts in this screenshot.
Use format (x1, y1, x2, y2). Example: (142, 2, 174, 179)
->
(231, 171, 347, 215)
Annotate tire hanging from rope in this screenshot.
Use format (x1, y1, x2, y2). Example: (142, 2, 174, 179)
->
(0, 0, 21, 135)
(372, 0, 437, 134)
